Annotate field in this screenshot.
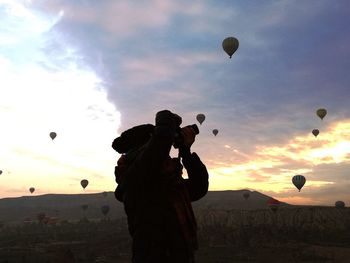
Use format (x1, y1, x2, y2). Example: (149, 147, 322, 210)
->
(1, 207, 350, 262)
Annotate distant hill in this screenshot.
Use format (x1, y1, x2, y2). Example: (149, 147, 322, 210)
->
(192, 190, 291, 210)
(0, 190, 290, 223)
(0, 192, 123, 223)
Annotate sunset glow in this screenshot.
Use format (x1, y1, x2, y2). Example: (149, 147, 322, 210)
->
(1, 1, 349, 206)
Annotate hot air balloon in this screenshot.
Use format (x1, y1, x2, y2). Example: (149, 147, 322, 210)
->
(81, 179, 89, 189)
(212, 129, 218, 136)
(267, 198, 280, 213)
(316, 108, 327, 120)
(222, 37, 239, 58)
(243, 192, 250, 200)
(196, 114, 205, 125)
(101, 205, 110, 216)
(267, 198, 280, 212)
(335, 201, 345, 208)
(37, 213, 46, 223)
(292, 175, 306, 192)
(49, 132, 57, 140)
(312, 129, 319, 137)
(29, 187, 35, 194)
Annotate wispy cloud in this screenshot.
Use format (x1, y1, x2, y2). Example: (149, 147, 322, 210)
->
(208, 119, 350, 204)
(33, 0, 181, 37)
(256, 121, 350, 165)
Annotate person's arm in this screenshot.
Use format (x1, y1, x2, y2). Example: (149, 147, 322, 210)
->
(114, 157, 126, 202)
(177, 126, 209, 201)
(181, 147, 209, 201)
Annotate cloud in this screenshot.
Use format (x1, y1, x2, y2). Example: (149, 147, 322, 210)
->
(27, 0, 349, 141)
(268, 180, 350, 206)
(2, 1, 350, 204)
(0, 186, 32, 197)
(208, 119, 350, 201)
(256, 121, 350, 165)
(247, 172, 271, 183)
(32, 0, 181, 36)
(0, 1, 120, 197)
(120, 52, 220, 86)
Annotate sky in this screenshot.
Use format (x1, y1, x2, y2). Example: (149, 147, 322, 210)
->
(0, 0, 349, 206)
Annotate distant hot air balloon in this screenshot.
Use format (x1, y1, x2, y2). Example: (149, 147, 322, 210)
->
(81, 179, 89, 189)
(49, 132, 57, 140)
(316, 108, 327, 120)
(101, 205, 110, 216)
(243, 192, 250, 200)
(292, 175, 306, 192)
(267, 198, 280, 212)
(335, 201, 345, 208)
(212, 129, 219, 136)
(37, 213, 46, 223)
(29, 187, 35, 194)
(222, 37, 239, 58)
(312, 129, 319, 137)
(196, 114, 205, 125)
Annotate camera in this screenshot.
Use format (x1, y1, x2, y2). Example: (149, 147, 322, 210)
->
(173, 124, 199, 148)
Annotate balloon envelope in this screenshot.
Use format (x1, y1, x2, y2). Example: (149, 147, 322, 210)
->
(312, 129, 319, 137)
(335, 201, 345, 208)
(101, 205, 110, 216)
(212, 129, 218, 136)
(222, 37, 239, 58)
(267, 198, 280, 212)
(29, 187, 35, 194)
(49, 132, 57, 140)
(243, 192, 250, 200)
(196, 114, 205, 125)
(81, 179, 89, 189)
(37, 213, 46, 222)
(292, 175, 306, 192)
(316, 108, 327, 120)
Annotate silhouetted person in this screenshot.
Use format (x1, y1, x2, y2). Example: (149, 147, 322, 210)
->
(112, 110, 209, 263)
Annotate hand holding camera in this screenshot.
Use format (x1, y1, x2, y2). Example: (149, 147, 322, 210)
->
(155, 109, 199, 148)
(155, 111, 200, 174)
(173, 124, 199, 148)
(179, 126, 197, 147)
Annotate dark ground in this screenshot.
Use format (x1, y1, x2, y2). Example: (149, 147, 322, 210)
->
(1, 208, 350, 263)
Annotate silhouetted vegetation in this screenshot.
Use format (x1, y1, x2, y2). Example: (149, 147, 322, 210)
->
(1, 207, 350, 262)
